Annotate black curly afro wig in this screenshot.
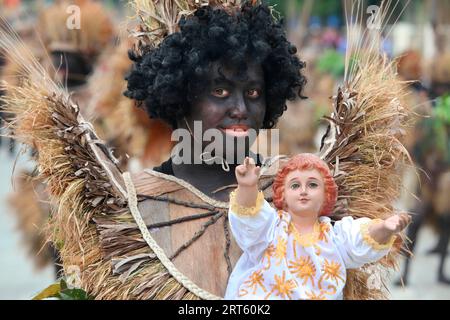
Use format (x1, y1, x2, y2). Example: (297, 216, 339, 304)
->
(124, 1, 307, 129)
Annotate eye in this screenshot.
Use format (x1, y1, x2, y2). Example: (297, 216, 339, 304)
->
(247, 89, 261, 99)
(290, 183, 300, 190)
(212, 88, 230, 98)
(308, 182, 319, 188)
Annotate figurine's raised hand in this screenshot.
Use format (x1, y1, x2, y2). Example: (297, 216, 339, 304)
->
(383, 212, 412, 233)
(235, 157, 261, 187)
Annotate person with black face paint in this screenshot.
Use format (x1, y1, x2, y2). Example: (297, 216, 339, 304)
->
(121, 2, 306, 296)
(1, 0, 413, 300)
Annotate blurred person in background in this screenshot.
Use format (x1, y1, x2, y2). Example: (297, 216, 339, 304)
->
(396, 52, 450, 286)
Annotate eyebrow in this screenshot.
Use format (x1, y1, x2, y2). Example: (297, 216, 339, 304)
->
(212, 75, 263, 87)
(288, 177, 320, 183)
(213, 77, 233, 86)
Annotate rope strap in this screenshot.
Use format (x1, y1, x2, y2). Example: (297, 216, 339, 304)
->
(122, 171, 222, 300)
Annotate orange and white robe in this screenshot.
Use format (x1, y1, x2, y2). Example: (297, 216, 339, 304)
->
(225, 191, 395, 300)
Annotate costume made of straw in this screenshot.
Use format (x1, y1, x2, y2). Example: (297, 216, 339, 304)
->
(1, 1, 410, 299)
(4, 0, 114, 273)
(1, 5, 54, 270)
(84, 39, 174, 171)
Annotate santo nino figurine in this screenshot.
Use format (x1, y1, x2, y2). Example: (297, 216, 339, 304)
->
(226, 154, 411, 300)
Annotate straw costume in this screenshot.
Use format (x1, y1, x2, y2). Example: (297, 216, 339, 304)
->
(1, 0, 411, 299)
(4, 0, 114, 274)
(84, 39, 174, 171)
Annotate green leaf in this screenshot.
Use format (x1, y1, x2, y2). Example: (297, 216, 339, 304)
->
(31, 279, 93, 300)
(60, 279, 68, 291)
(58, 288, 92, 300)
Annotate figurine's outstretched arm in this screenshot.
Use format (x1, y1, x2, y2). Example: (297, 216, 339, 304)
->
(368, 213, 412, 245)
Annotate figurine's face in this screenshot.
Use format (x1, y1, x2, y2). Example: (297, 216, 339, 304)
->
(180, 60, 266, 161)
(283, 169, 325, 217)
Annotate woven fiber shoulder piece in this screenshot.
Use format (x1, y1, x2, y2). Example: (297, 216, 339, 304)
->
(109, 160, 273, 299)
(108, 160, 280, 299)
(1, 58, 282, 298)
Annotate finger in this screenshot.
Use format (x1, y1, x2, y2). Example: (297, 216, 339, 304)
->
(398, 220, 406, 231)
(400, 214, 410, 224)
(255, 166, 261, 177)
(405, 215, 412, 226)
(247, 159, 256, 171)
(399, 216, 410, 230)
(236, 165, 246, 176)
(406, 216, 412, 225)
(244, 157, 249, 167)
(394, 213, 407, 230)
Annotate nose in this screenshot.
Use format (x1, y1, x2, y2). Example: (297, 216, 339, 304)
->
(229, 93, 248, 120)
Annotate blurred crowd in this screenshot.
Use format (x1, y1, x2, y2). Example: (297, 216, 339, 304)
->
(0, 0, 449, 296)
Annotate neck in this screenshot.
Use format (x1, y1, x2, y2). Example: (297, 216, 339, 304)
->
(172, 161, 238, 199)
(289, 211, 318, 233)
(170, 127, 261, 198)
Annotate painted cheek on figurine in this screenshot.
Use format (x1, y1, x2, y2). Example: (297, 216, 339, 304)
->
(283, 169, 326, 218)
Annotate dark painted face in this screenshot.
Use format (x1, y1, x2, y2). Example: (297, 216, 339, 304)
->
(179, 60, 266, 162)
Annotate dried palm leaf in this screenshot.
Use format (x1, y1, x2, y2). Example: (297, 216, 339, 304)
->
(0, 16, 211, 300)
(319, 0, 413, 299)
(127, 0, 270, 48)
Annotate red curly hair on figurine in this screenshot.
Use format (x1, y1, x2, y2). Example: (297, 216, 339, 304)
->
(272, 153, 337, 216)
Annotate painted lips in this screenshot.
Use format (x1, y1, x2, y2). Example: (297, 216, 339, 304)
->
(220, 125, 250, 137)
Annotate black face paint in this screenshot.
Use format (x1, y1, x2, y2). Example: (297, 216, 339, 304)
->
(180, 60, 266, 162)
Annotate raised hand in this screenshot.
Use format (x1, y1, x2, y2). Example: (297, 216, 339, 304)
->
(235, 157, 261, 187)
(368, 212, 411, 245)
(383, 212, 412, 233)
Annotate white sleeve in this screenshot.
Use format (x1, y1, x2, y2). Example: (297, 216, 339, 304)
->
(332, 216, 394, 269)
(228, 191, 278, 263)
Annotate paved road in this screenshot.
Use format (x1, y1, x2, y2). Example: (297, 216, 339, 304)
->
(0, 147, 449, 300)
(388, 225, 450, 299)
(0, 148, 54, 300)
